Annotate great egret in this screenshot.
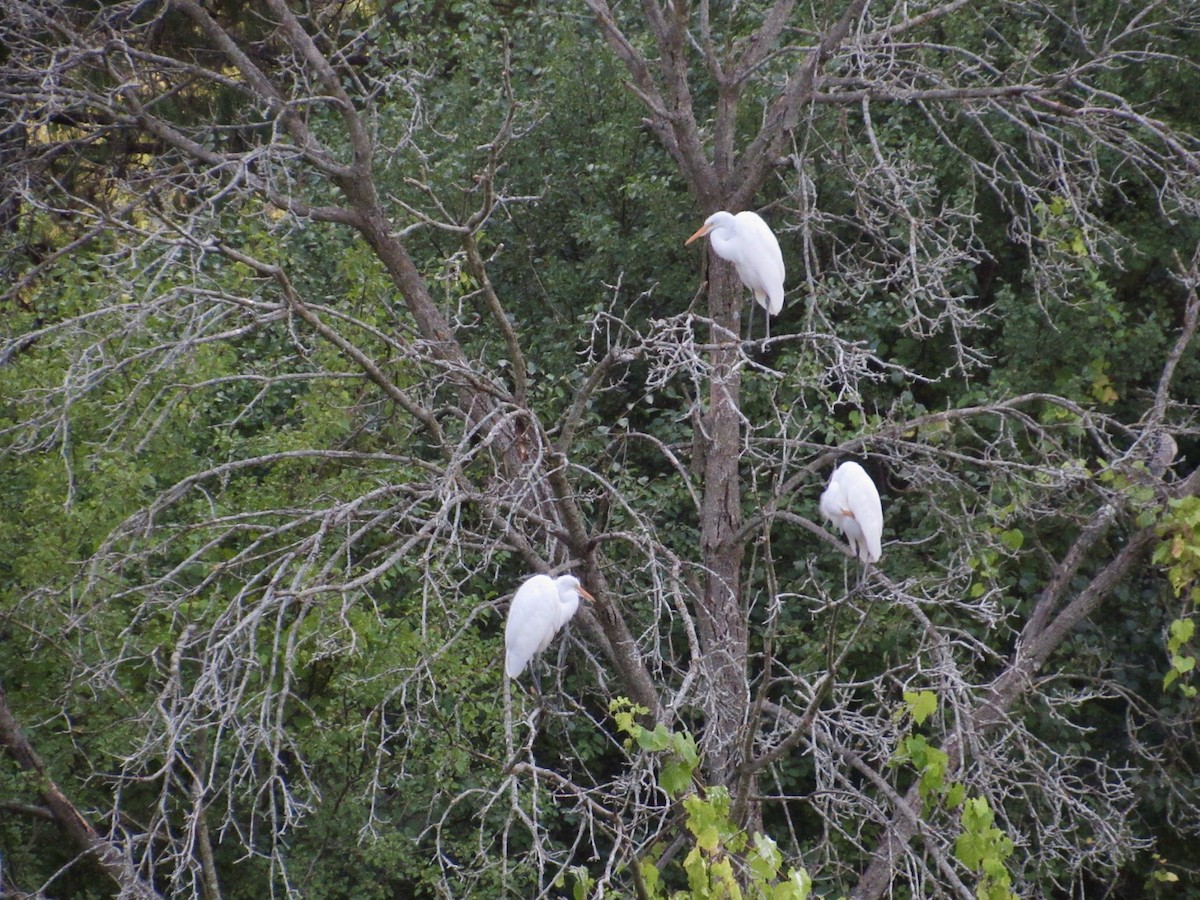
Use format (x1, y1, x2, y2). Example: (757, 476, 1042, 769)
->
(819, 461, 884, 564)
(504, 573, 594, 679)
(685, 210, 785, 338)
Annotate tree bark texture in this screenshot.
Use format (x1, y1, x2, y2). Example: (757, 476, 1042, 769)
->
(0, 683, 161, 899)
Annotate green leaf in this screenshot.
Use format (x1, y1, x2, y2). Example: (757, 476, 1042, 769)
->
(709, 857, 741, 899)
(961, 796, 993, 832)
(1169, 617, 1195, 645)
(672, 730, 701, 768)
(659, 758, 692, 799)
(637, 723, 672, 752)
(569, 865, 592, 900)
(683, 846, 709, 896)
(777, 867, 813, 900)
(999, 528, 1025, 551)
(900, 733, 929, 765)
(903, 689, 938, 725)
(946, 783, 966, 809)
(638, 858, 661, 897)
(748, 833, 782, 883)
(956, 832, 984, 870)
(684, 795, 721, 853)
(609, 697, 648, 739)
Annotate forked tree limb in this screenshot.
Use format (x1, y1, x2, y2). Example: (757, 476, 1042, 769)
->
(0, 683, 161, 898)
(160, 0, 663, 719)
(851, 464, 1200, 900)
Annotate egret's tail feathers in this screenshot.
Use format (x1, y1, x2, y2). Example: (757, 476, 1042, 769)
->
(505, 652, 527, 679)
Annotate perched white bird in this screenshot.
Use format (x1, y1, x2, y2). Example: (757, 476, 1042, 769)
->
(819, 461, 884, 564)
(504, 573, 593, 679)
(685, 210, 786, 333)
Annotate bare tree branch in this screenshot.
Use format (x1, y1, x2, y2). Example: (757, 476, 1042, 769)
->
(0, 683, 161, 899)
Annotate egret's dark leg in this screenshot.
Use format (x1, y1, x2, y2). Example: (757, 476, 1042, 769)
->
(836, 545, 867, 600)
(847, 537, 874, 596)
(531, 658, 543, 698)
(825, 591, 844, 673)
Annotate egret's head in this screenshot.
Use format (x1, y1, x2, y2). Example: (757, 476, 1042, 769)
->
(685, 211, 733, 246)
(556, 574, 595, 603)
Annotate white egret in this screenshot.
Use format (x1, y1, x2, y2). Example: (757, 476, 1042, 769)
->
(504, 573, 594, 679)
(819, 461, 884, 564)
(685, 210, 785, 338)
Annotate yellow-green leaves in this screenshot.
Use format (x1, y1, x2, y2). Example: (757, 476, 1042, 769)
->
(684, 788, 737, 856)
(894, 691, 952, 809)
(611, 697, 649, 742)
(610, 697, 701, 798)
(955, 797, 1017, 900)
(1155, 496, 1200, 596)
(1164, 618, 1197, 697)
(661, 730, 702, 798)
(998, 528, 1025, 552)
(1087, 358, 1119, 405)
(608, 699, 812, 899)
(1034, 194, 1088, 258)
(895, 734, 951, 808)
(903, 689, 938, 726)
(1153, 497, 1200, 696)
(1147, 853, 1181, 887)
(893, 693, 1014, 897)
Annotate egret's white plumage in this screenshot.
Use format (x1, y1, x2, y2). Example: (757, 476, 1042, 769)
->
(819, 461, 884, 563)
(504, 574, 593, 678)
(686, 210, 785, 316)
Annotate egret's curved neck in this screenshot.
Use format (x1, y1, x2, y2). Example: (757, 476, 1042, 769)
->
(559, 593, 580, 627)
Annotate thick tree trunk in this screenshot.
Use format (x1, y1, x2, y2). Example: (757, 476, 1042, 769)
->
(0, 683, 161, 899)
(697, 261, 750, 786)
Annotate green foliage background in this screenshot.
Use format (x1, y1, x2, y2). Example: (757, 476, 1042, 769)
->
(0, 0, 1198, 897)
